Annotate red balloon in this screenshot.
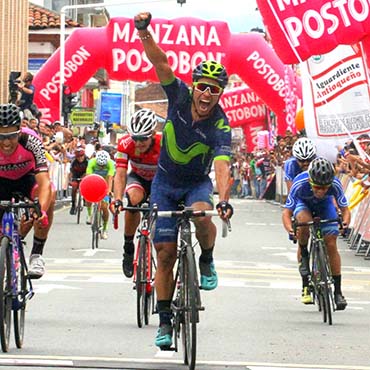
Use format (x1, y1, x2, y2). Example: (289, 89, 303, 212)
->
(80, 174, 108, 203)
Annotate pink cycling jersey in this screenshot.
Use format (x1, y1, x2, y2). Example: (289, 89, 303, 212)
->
(116, 133, 161, 181)
(0, 129, 48, 180)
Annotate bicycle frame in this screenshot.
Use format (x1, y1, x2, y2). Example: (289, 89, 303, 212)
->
(0, 199, 39, 351)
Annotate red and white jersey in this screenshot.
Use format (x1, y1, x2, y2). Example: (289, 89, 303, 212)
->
(115, 133, 161, 181)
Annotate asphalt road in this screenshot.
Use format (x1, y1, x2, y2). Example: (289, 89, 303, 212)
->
(0, 198, 370, 370)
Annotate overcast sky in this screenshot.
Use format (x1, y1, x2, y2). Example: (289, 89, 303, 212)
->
(104, 0, 264, 33)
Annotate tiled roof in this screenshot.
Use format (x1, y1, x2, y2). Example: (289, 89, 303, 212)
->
(29, 3, 83, 30)
(135, 83, 168, 120)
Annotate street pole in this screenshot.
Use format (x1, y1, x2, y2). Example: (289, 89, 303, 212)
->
(59, 0, 175, 125)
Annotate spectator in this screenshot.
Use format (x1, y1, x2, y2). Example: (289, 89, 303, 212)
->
(16, 72, 35, 119)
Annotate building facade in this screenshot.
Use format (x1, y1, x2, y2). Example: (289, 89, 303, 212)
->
(0, 0, 29, 104)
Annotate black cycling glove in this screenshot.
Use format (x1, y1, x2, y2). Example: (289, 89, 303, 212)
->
(134, 13, 152, 30)
(216, 201, 234, 218)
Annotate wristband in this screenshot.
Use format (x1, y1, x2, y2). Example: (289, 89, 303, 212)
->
(40, 210, 49, 227)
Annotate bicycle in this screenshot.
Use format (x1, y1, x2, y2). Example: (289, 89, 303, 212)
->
(154, 206, 230, 370)
(115, 203, 157, 328)
(293, 215, 343, 325)
(0, 198, 41, 352)
(91, 201, 103, 250)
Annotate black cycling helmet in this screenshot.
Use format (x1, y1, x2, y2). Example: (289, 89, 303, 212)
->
(192, 60, 228, 88)
(0, 104, 21, 128)
(308, 157, 335, 186)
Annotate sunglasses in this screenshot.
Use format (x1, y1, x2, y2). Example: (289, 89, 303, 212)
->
(193, 82, 223, 95)
(0, 130, 20, 141)
(309, 181, 331, 190)
(132, 135, 151, 142)
(298, 159, 311, 164)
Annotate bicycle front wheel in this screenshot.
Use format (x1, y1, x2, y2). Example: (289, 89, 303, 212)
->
(317, 243, 332, 325)
(181, 241, 198, 370)
(0, 237, 12, 352)
(14, 257, 27, 348)
(91, 205, 99, 250)
(144, 242, 156, 325)
(76, 190, 82, 225)
(136, 236, 147, 328)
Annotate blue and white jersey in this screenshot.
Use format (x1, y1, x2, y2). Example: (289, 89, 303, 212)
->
(284, 157, 302, 181)
(158, 78, 232, 185)
(285, 171, 348, 211)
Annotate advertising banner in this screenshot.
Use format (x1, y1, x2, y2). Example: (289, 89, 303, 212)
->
(302, 44, 370, 162)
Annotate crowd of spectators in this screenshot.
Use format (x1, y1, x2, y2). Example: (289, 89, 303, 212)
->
(229, 130, 370, 200)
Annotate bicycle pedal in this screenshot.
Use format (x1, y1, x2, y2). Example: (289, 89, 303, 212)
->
(160, 346, 175, 351)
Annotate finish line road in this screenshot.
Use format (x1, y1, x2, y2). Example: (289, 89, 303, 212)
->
(1, 199, 368, 370)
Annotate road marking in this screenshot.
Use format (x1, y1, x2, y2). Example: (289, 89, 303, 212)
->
(34, 283, 80, 294)
(0, 354, 367, 370)
(72, 248, 115, 257)
(155, 350, 175, 358)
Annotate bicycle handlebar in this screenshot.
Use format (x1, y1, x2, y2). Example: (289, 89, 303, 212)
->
(156, 209, 231, 238)
(293, 216, 343, 229)
(0, 198, 42, 218)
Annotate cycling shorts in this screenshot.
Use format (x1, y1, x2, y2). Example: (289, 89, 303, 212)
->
(293, 198, 339, 236)
(150, 176, 214, 243)
(0, 174, 36, 201)
(126, 172, 152, 201)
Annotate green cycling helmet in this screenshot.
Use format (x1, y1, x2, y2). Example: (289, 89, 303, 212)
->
(192, 60, 228, 88)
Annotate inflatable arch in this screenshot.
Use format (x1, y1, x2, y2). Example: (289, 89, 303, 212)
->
(34, 16, 302, 133)
(257, 0, 370, 64)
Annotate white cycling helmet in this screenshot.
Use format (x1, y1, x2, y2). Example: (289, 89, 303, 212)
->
(127, 109, 157, 136)
(292, 137, 316, 161)
(95, 150, 110, 166)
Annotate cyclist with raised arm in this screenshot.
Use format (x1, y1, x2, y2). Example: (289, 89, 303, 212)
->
(69, 147, 88, 215)
(284, 137, 316, 192)
(0, 104, 55, 278)
(134, 12, 233, 348)
(85, 150, 115, 240)
(110, 108, 161, 277)
(282, 157, 350, 309)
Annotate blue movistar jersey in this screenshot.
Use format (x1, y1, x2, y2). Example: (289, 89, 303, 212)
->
(158, 78, 232, 184)
(284, 157, 302, 181)
(285, 171, 348, 211)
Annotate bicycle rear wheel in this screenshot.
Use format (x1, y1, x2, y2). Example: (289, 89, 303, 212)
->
(14, 256, 27, 348)
(136, 236, 147, 328)
(0, 237, 12, 352)
(181, 239, 198, 370)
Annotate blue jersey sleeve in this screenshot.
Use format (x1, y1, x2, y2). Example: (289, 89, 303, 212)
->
(332, 177, 349, 207)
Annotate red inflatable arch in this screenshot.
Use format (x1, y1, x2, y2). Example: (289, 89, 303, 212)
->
(33, 17, 301, 134)
(257, 0, 370, 64)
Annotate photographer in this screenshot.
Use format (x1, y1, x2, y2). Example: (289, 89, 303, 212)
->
(16, 72, 35, 119)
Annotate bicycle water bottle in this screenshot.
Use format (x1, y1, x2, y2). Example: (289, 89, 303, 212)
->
(2, 211, 13, 237)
